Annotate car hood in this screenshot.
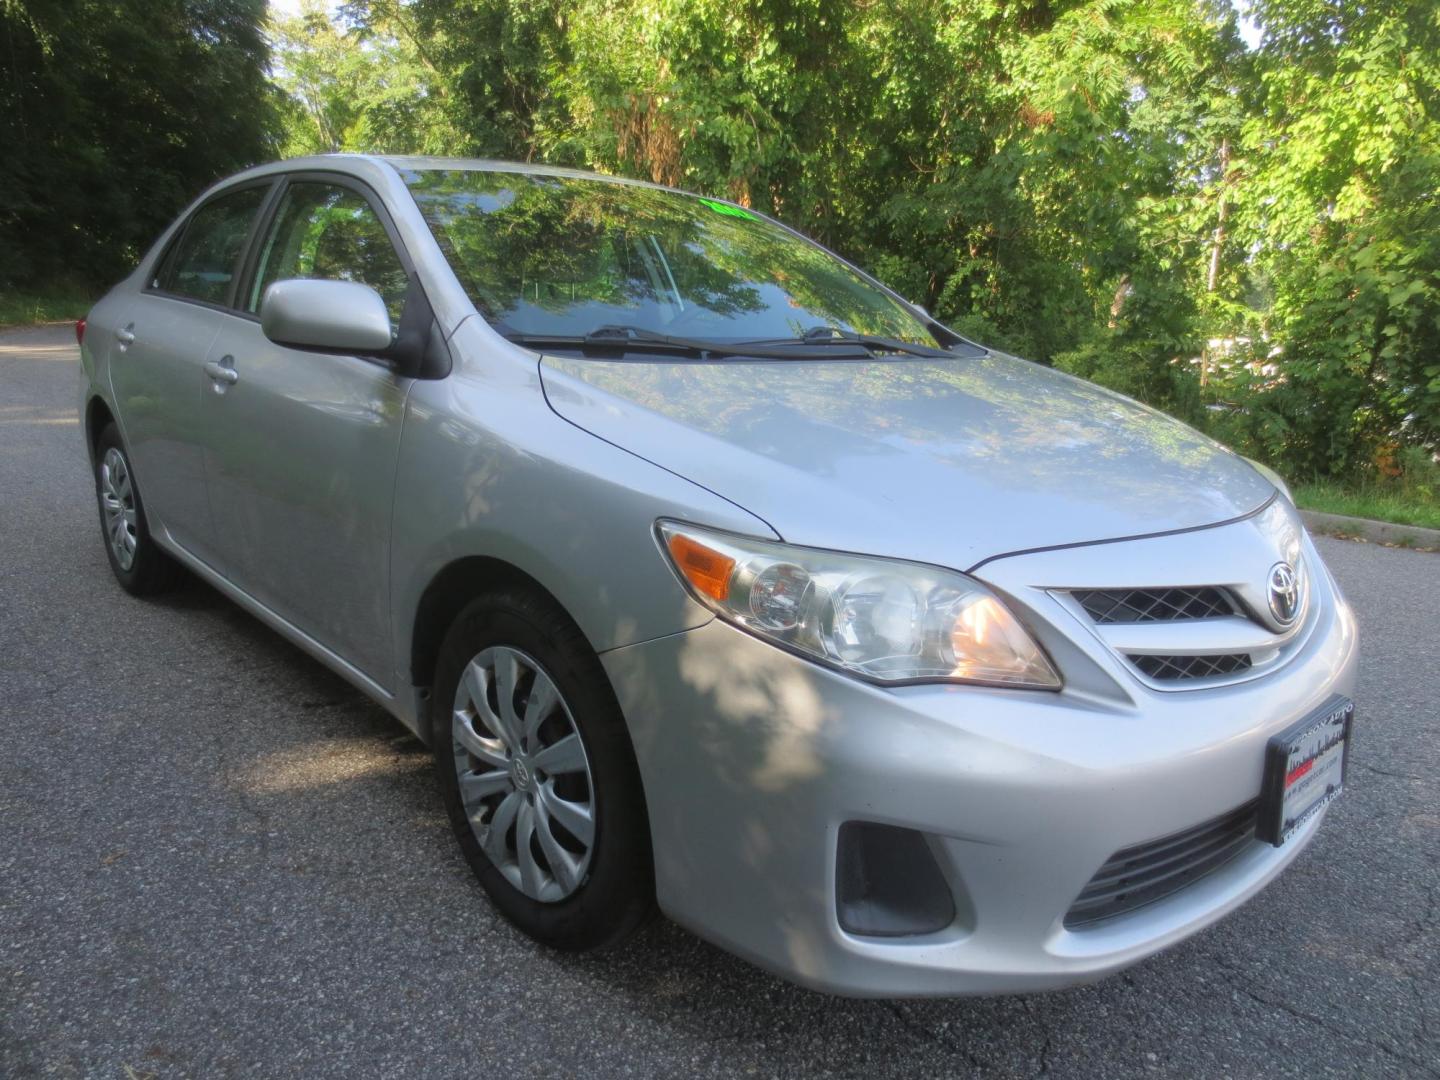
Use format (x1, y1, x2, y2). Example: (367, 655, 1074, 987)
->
(538, 351, 1276, 570)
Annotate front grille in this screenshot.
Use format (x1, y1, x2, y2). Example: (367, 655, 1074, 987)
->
(1073, 587, 1235, 624)
(1130, 653, 1253, 681)
(1065, 800, 1260, 928)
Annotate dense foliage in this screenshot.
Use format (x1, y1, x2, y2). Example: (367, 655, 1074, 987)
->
(0, 0, 276, 288)
(4, 0, 1436, 486)
(267, 0, 1439, 483)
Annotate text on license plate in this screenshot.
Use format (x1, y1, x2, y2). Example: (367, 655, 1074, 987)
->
(1258, 697, 1353, 846)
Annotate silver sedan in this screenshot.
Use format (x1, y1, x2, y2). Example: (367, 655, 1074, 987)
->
(77, 154, 1357, 997)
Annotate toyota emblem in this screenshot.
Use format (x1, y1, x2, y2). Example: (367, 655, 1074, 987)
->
(1267, 562, 1301, 626)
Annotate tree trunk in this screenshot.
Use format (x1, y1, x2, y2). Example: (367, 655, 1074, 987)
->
(1201, 137, 1231, 388)
(1108, 275, 1130, 328)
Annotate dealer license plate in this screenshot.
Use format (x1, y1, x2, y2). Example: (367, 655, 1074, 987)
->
(1258, 697, 1353, 846)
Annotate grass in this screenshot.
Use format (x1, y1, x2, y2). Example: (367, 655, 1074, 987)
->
(0, 286, 96, 328)
(1294, 479, 1440, 531)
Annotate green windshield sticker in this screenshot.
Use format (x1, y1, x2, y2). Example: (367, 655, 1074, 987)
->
(697, 197, 758, 221)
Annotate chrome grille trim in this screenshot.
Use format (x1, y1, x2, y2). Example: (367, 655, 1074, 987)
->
(1065, 800, 1260, 927)
(1072, 587, 1236, 625)
(1052, 567, 1317, 690)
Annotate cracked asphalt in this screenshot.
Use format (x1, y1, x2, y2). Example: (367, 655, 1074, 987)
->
(2, 323, 1437, 1078)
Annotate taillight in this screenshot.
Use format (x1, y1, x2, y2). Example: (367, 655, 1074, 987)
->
(75, 318, 86, 346)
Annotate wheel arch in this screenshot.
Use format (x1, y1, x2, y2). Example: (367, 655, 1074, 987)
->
(84, 395, 116, 463)
(410, 555, 588, 738)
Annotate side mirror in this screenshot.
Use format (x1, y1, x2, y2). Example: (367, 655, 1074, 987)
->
(260, 279, 393, 354)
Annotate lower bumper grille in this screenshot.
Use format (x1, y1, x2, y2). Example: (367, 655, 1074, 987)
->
(1065, 800, 1260, 928)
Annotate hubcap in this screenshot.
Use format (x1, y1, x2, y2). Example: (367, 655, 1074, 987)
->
(99, 448, 138, 571)
(452, 646, 596, 903)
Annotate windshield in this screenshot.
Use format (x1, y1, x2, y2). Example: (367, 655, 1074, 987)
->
(401, 169, 935, 346)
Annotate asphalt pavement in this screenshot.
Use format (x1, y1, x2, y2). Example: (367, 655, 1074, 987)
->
(2, 324, 1437, 1079)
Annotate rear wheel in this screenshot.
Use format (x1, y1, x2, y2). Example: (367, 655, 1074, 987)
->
(93, 423, 183, 595)
(434, 589, 655, 951)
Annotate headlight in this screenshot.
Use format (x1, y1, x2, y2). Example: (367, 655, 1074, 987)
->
(658, 521, 1061, 689)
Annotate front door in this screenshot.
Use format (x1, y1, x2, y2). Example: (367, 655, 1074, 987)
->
(200, 178, 415, 686)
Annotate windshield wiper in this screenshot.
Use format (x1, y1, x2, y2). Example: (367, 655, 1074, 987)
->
(503, 324, 872, 360)
(740, 326, 973, 358)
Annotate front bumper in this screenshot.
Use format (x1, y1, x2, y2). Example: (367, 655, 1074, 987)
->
(601, 517, 1359, 997)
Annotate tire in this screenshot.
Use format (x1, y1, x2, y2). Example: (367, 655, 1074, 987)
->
(434, 588, 655, 951)
(93, 423, 184, 596)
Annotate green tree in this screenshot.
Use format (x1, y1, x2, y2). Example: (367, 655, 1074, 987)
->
(0, 0, 277, 289)
(1212, 0, 1440, 477)
(122, 0, 1440, 482)
(272, 0, 464, 155)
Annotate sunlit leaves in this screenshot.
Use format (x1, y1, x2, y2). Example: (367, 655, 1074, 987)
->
(257, 0, 1439, 480)
(1225, 0, 1440, 475)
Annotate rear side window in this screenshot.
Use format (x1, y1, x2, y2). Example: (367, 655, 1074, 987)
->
(247, 182, 409, 322)
(155, 185, 267, 306)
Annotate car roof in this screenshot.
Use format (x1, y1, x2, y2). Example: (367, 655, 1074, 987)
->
(378, 155, 664, 186)
(227, 153, 683, 196)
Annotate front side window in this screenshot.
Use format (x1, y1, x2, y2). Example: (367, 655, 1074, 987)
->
(155, 185, 267, 306)
(248, 182, 409, 322)
(402, 169, 934, 346)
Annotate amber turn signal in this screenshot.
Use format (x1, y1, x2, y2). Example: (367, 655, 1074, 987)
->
(666, 532, 736, 601)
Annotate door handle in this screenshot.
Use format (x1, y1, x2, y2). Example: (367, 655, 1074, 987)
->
(203, 359, 239, 385)
(115, 327, 135, 346)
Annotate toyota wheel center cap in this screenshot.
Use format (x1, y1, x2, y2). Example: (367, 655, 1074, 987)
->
(509, 756, 533, 791)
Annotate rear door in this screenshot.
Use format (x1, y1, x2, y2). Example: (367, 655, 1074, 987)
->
(107, 182, 273, 565)
(198, 175, 415, 685)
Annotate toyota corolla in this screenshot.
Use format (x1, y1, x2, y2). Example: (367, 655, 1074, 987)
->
(77, 155, 1357, 997)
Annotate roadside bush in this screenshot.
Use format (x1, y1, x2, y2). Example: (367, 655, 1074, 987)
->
(1052, 274, 1205, 426)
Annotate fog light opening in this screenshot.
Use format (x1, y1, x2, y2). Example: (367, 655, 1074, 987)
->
(836, 822, 959, 938)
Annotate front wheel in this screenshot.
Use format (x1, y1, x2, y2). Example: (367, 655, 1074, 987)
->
(434, 589, 655, 951)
